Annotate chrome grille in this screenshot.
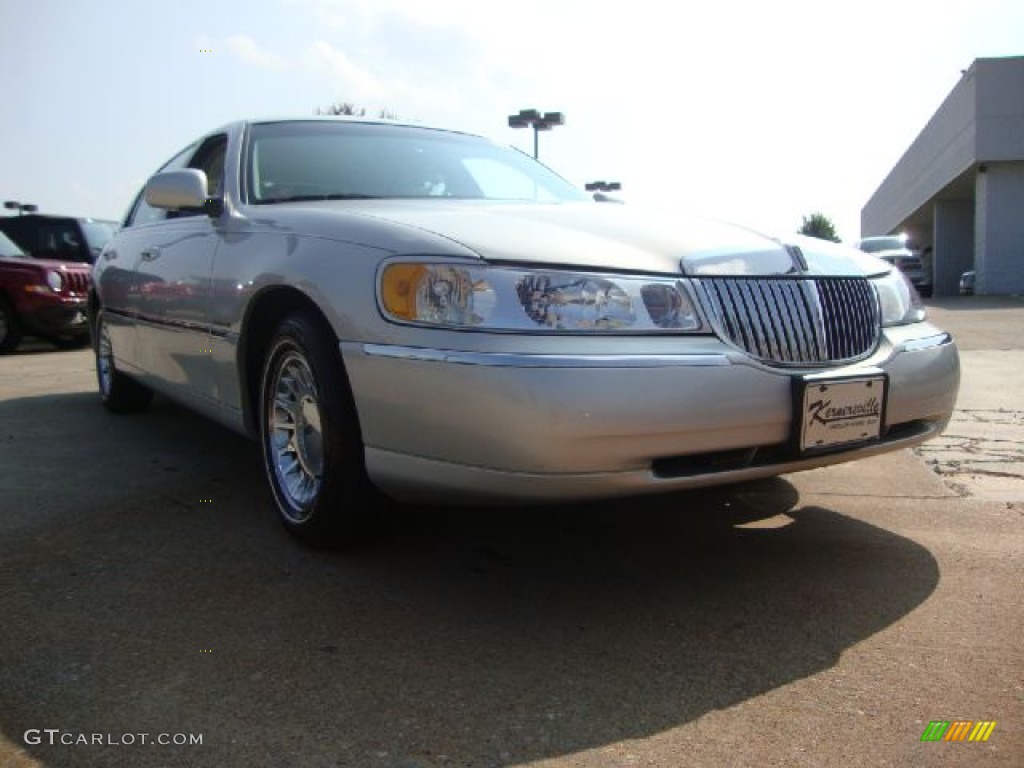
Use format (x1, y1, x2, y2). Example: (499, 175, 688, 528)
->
(694, 277, 880, 366)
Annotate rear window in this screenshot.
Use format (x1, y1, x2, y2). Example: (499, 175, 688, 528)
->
(0, 230, 26, 258)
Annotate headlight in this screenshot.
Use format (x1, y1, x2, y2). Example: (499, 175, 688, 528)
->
(46, 270, 63, 292)
(872, 269, 925, 326)
(379, 262, 705, 333)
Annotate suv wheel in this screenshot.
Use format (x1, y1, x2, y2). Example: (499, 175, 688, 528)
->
(95, 310, 153, 412)
(259, 312, 376, 549)
(0, 298, 23, 353)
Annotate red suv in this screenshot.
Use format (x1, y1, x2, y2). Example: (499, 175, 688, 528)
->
(0, 229, 92, 352)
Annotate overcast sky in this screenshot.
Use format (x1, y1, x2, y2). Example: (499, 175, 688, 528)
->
(1, 0, 1021, 241)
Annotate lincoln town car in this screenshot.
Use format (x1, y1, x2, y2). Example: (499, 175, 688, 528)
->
(90, 118, 959, 547)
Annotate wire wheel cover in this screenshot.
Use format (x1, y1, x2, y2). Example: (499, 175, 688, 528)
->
(268, 351, 325, 517)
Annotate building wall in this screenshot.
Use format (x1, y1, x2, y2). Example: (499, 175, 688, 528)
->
(861, 70, 977, 237)
(934, 200, 974, 296)
(976, 161, 1024, 294)
(862, 57, 1024, 296)
(975, 58, 1024, 162)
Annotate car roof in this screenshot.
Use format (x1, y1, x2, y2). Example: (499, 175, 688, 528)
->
(215, 116, 485, 142)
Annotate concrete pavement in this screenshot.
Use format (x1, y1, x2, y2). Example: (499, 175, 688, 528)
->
(915, 298, 1024, 502)
(0, 297, 1021, 768)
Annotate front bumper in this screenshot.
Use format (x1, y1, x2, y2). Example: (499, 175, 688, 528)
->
(21, 296, 89, 339)
(341, 324, 959, 503)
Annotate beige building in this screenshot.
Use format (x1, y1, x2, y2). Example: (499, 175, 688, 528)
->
(861, 56, 1024, 296)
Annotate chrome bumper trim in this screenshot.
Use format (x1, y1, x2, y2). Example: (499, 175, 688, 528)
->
(900, 333, 953, 353)
(356, 344, 733, 368)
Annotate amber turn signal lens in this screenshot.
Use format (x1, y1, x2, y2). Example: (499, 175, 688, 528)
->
(380, 263, 427, 320)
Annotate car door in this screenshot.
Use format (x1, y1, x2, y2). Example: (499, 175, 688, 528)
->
(134, 135, 227, 407)
(96, 142, 197, 372)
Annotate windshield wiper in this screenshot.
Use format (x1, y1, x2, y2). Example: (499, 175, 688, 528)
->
(257, 194, 379, 204)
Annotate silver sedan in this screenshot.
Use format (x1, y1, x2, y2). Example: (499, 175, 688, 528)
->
(91, 118, 959, 548)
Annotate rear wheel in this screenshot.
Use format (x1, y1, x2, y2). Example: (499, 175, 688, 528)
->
(0, 298, 23, 353)
(259, 312, 376, 549)
(95, 310, 153, 412)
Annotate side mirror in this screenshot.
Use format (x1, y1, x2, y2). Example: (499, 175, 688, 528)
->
(144, 169, 222, 215)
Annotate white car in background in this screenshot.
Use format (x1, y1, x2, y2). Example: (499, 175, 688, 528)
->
(855, 236, 932, 297)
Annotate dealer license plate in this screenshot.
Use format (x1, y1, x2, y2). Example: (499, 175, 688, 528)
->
(799, 376, 884, 452)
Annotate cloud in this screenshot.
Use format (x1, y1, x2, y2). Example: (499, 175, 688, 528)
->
(68, 180, 98, 208)
(303, 39, 483, 127)
(225, 34, 291, 71)
(304, 41, 386, 106)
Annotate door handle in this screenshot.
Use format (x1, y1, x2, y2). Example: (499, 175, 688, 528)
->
(140, 247, 162, 261)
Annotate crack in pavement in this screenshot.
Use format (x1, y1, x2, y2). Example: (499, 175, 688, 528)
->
(913, 408, 1024, 501)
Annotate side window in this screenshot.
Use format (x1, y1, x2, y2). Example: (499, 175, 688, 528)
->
(165, 135, 228, 220)
(35, 220, 85, 262)
(191, 136, 227, 200)
(125, 142, 198, 228)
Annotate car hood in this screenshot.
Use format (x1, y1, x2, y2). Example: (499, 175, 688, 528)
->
(268, 200, 888, 278)
(0, 255, 91, 272)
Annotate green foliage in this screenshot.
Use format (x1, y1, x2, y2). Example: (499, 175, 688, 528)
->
(316, 102, 365, 116)
(315, 103, 398, 120)
(798, 212, 841, 242)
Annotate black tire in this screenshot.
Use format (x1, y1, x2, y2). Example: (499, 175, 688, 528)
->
(95, 309, 153, 413)
(0, 298, 23, 354)
(259, 312, 376, 549)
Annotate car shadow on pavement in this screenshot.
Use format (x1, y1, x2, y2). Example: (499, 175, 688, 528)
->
(3, 338, 85, 355)
(0, 392, 941, 768)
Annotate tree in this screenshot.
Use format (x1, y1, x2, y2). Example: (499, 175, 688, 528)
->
(798, 212, 840, 243)
(316, 102, 366, 116)
(316, 103, 397, 120)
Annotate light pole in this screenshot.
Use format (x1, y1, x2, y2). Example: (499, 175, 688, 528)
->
(508, 109, 564, 159)
(4, 201, 38, 216)
(584, 181, 622, 202)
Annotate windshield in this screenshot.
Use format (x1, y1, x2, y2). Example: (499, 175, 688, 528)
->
(246, 121, 588, 204)
(0, 230, 26, 257)
(858, 237, 905, 253)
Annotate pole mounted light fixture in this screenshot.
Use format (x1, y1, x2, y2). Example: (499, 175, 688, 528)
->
(4, 201, 38, 216)
(584, 181, 624, 203)
(507, 109, 565, 159)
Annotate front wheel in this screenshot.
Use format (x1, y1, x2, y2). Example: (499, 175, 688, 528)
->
(0, 298, 23, 353)
(259, 312, 376, 549)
